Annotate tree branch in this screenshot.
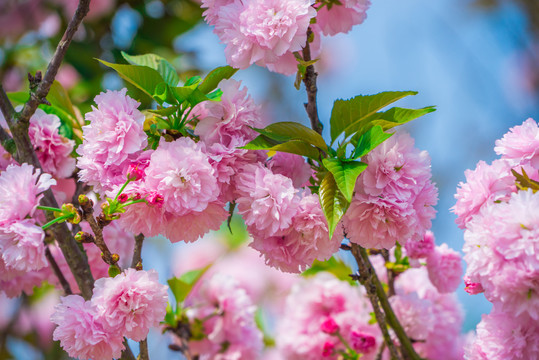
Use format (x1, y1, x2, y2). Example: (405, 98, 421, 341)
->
(302, 27, 323, 136)
(80, 200, 116, 266)
(131, 234, 145, 269)
(45, 245, 73, 295)
(354, 244, 421, 360)
(0, 84, 16, 128)
(350, 244, 402, 360)
(17, 0, 91, 125)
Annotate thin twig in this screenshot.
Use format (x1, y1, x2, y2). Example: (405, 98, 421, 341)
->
(350, 244, 402, 360)
(131, 234, 145, 268)
(302, 27, 323, 136)
(381, 249, 396, 297)
(80, 200, 115, 266)
(355, 245, 421, 360)
(17, 0, 90, 125)
(45, 244, 73, 295)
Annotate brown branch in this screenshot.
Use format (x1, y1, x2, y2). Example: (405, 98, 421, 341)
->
(302, 27, 323, 136)
(131, 234, 145, 269)
(0, 84, 15, 128)
(381, 249, 396, 297)
(17, 0, 90, 125)
(354, 244, 421, 360)
(45, 245, 73, 295)
(350, 244, 402, 360)
(120, 339, 136, 360)
(139, 339, 149, 360)
(80, 200, 115, 266)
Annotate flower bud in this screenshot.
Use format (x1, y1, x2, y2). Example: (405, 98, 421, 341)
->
(118, 194, 129, 203)
(349, 331, 376, 354)
(78, 194, 90, 206)
(127, 163, 145, 181)
(75, 231, 94, 244)
(320, 317, 339, 335)
(322, 342, 335, 357)
(111, 253, 120, 264)
(464, 276, 484, 295)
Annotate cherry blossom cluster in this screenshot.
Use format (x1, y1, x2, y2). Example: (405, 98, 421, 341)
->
(453, 118, 539, 358)
(0, 164, 55, 294)
(343, 132, 439, 249)
(201, 0, 370, 75)
(51, 268, 168, 360)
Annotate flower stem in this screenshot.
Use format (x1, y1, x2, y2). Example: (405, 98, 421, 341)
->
(122, 199, 148, 207)
(37, 205, 63, 213)
(42, 214, 73, 230)
(114, 179, 132, 202)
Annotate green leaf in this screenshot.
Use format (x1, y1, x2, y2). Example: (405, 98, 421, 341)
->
(322, 158, 367, 202)
(168, 265, 211, 304)
(170, 86, 212, 107)
(254, 122, 328, 152)
(185, 76, 202, 87)
(46, 81, 79, 122)
(241, 134, 282, 150)
(122, 51, 179, 87)
(351, 125, 393, 159)
(330, 91, 417, 144)
(350, 106, 435, 144)
(108, 265, 121, 278)
(154, 82, 179, 105)
(512, 167, 539, 193)
(7, 91, 29, 104)
(98, 59, 164, 99)
(319, 172, 349, 239)
(198, 66, 238, 94)
(271, 140, 320, 159)
(302, 257, 357, 286)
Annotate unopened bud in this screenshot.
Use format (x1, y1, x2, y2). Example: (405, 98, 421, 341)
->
(320, 317, 339, 335)
(75, 231, 94, 243)
(108, 264, 121, 278)
(133, 192, 142, 200)
(111, 253, 120, 263)
(127, 163, 145, 181)
(78, 194, 90, 206)
(135, 261, 143, 271)
(118, 194, 129, 203)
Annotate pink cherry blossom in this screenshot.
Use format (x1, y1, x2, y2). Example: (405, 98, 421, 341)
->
(205, 0, 316, 73)
(28, 109, 76, 178)
(464, 276, 485, 295)
(268, 152, 312, 188)
(395, 268, 466, 360)
(452, 159, 515, 229)
(236, 163, 299, 238)
(0, 163, 56, 222)
(92, 268, 168, 341)
(464, 309, 539, 360)
(277, 273, 380, 360)
(0, 257, 51, 298)
(494, 118, 539, 168)
(316, 0, 370, 36)
(250, 194, 340, 273)
(426, 244, 463, 293)
(343, 132, 438, 249)
(389, 293, 434, 341)
(463, 190, 539, 320)
(0, 219, 47, 272)
(405, 230, 435, 259)
(144, 137, 219, 216)
(186, 273, 263, 359)
(51, 295, 125, 360)
(77, 88, 147, 191)
(194, 79, 261, 148)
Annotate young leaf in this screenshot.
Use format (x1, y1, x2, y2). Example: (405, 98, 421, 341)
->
(330, 91, 417, 144)
(153, 82, 179, 105)
(98, 59, 164, 99)
(350, 106, 435, 144)
(122, 51, 180, 87)
(322, 158, 367, 202)
(254, 122, 328, 152)
(241, 134, 282, 150)
(198, 66, 238, 94)
(302, 257, 357, 286)
(167, 264, 211, 305)
(270, 140, 320, 159)
(351, 125, 393, 159)
(319, 172, 349, 239)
